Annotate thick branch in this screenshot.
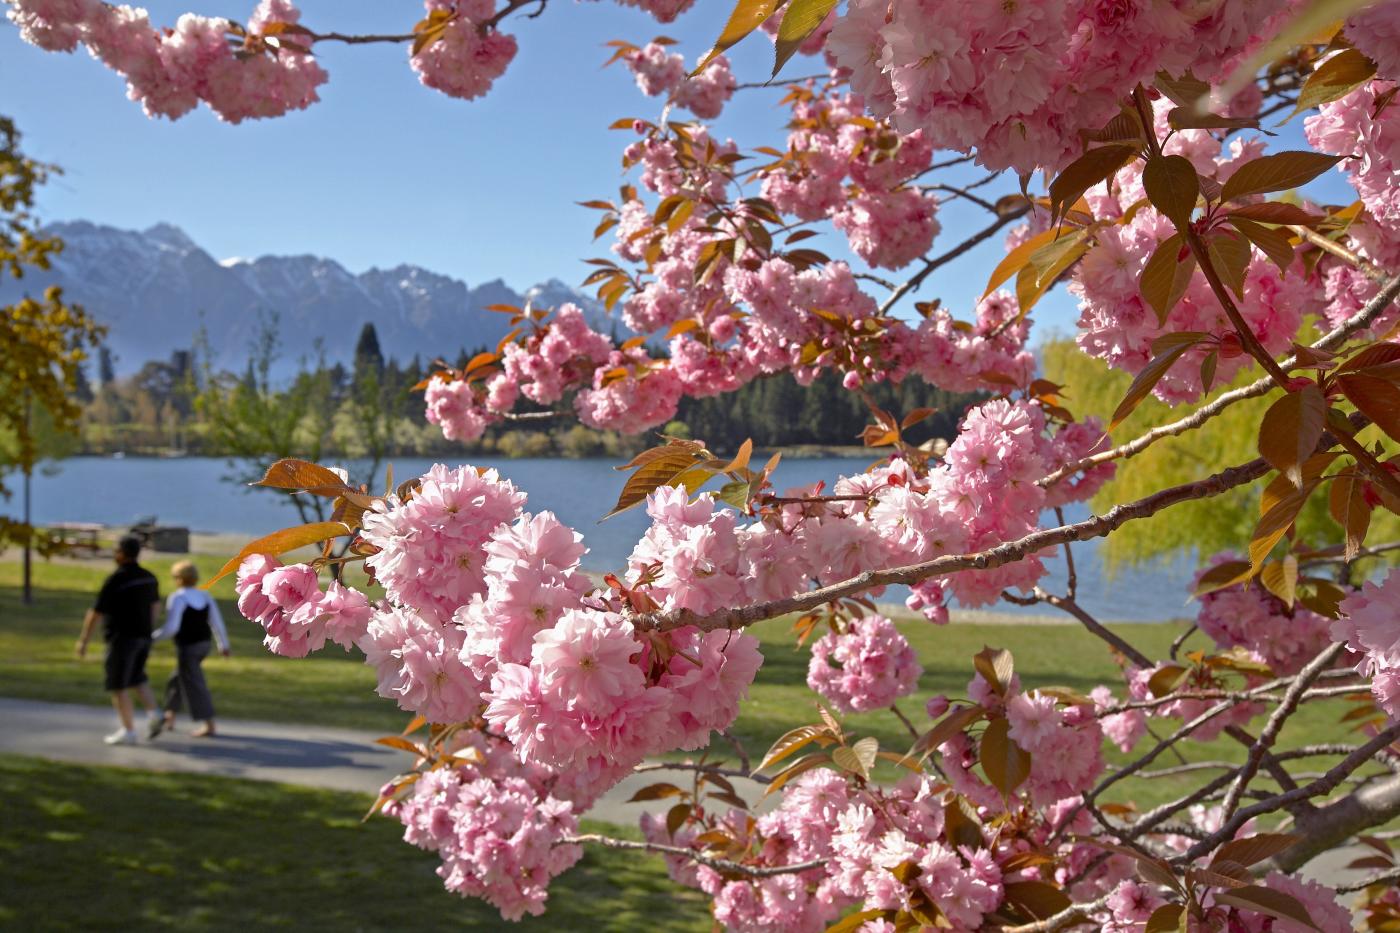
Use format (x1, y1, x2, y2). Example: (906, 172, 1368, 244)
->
(632, 449, 1278, 633)
(1273, 772, 1400, 873)
(1180, 720, 1400, 864)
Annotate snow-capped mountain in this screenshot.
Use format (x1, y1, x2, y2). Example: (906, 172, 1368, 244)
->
(0, 220, 616, 376)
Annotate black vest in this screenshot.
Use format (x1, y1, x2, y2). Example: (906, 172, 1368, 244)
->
(176, 602, 212, 646)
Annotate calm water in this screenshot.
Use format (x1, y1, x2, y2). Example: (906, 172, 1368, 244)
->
(27, 456, 1197, 622)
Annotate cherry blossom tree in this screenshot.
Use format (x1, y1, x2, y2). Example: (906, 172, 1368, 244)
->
(14, 0, 1400, 928)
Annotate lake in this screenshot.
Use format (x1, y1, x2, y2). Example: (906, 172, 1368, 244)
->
(25, 456, 1198, 622)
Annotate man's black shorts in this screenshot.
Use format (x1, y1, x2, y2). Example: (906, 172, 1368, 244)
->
(105, 637, 151, 691)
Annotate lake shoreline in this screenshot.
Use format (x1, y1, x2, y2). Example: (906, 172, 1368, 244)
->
(7, 526, 1183, 628)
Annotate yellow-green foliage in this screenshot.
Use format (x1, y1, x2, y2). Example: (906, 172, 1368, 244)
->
(1042, 339, 1400, 570)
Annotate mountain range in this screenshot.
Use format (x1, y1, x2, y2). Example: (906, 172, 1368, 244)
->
(0, 220, 617, 377)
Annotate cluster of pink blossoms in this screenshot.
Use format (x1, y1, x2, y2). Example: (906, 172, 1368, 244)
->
(759, 91, 941, 271)
(9, 0, 326, 122)
(825, 0, 1300, 173)
(409, 0, 517, 102)
(1193, 553, 1336, 675)
(623, 42, 735, 119)
(1305, 75, 1400, 340)
(807, 614, 921, 713)
(1064, 98, 1323, 402)
(235, 554, 372, 657)
(381, 730, 582, 920)
(1335, 569, 1400, 719)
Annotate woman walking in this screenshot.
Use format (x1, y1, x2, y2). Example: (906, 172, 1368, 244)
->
(149, 561, 230, 739)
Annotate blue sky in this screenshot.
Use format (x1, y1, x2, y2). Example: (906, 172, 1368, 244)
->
(1, 2, 1356, 338)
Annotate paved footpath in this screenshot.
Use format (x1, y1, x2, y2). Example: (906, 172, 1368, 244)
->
(0, 697, 1366, 888)
(0, 696, 760, 826)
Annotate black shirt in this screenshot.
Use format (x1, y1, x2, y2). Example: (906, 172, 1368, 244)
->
(94, 564, 159, 642)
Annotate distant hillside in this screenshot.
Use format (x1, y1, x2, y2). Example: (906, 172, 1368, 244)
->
(0, 220, 619, 375)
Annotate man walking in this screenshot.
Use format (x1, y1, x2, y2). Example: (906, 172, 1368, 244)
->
(76, 535, 160, 745)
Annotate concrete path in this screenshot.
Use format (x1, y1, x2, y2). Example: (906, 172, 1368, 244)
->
(0, 697, 762, 826)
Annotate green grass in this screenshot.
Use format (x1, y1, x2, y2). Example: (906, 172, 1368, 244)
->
(0, 753, 710, 931)
(0, 555, 1373, 812)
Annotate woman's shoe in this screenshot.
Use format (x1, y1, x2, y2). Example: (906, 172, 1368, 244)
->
(146, 715, 166, 740)
(191, 722, 216, 738)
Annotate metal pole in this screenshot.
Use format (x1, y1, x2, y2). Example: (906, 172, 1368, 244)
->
(21, 395, 32, 605)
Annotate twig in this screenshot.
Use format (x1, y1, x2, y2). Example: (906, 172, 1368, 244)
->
(734, 74, 828, 90)
(1169, 623, 1198, 661)
(877, 206, 1030, 315)
(1032, 588, 1150, 668)
(564, 833, 823, 877)
(889, 703, 920, 741)
(632, 761, 765, 784)
(1216, 644, 1345, 822)
(718, 729, 751, 774)
(1338, 866, 1400, 893)
(1290, 224, 1389, 281)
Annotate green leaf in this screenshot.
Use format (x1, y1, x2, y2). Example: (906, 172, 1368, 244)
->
(252, 458, 352, 493)
(1229, 217, 1296, 273)
(832, 745, 870, 780)
(1227, 202, 1324, 226)
(1221, 151, 1346, 204)
(758, 724, 832, 772)
(1292, 47, 1378, 117)
(696, 0, 784, 72)
(1210, 833, 1301, 870)
(206, 521, 350, 587)
(1144, 904, 1185, 933)
(1338, 373, 1400, 443)
(1109, 337, 1203, 430)
(607, 445, 712, 518)
(1139, 233, 1195, 324)
(1249, 479, 1320, 570)
(1205, 228, 1251, 299)
(979, 716, 1030, 796)
(910, 704, 986, 761)
(984, 228, 1057, 298)
(1015, 229, 1090, 313)
(972, 646, 1015, 694)
(1048, 144, 1138, 223)
(1143, 154, 1199, 229)
(772, 0, 837, 76)
(627, 782, 685, 802)
(824, 909, 891, 933)
(1001, 880, 1071, 921)
(1213, 885, 1321, 930)
(1258, 383, 1328, 486)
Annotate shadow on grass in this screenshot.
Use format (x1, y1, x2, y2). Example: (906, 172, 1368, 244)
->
(0, 753, 710, 932)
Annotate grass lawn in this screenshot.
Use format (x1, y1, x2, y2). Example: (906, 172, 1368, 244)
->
(1, 555, 1374, 812)
(0, 753, 710, 931)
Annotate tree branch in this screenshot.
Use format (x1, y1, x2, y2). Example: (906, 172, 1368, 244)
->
(1039, 273, 1400, 488)
(631, 447, 1283, 634)
(564, 833, 823, 877)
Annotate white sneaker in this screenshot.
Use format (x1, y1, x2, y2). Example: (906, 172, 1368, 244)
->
(103, 728, 138, 745)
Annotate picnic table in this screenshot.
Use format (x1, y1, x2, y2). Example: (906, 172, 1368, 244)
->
(47, 522, 104, 555)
